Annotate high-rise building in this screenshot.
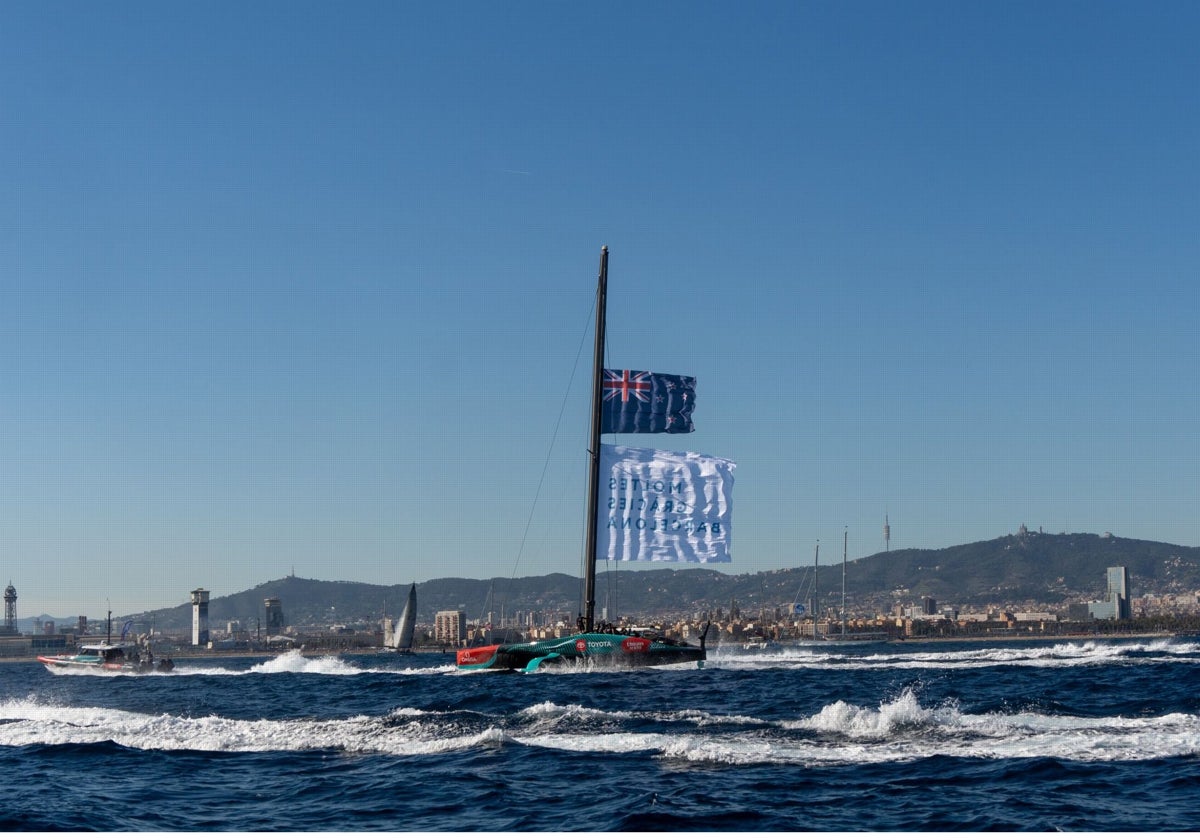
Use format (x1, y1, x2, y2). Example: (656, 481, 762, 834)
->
(264, 597, 284, 633)
(1107, 566, 1129, 600)
(435, 610, 466, 646)
(1086, 566, 1131, 620)
(1106, 566, 1131, 619)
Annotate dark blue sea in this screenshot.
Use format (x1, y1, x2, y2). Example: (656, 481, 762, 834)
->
(3, 636, 1199, 832)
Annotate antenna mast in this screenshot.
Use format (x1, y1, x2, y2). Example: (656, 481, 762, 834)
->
(812, 541, 819, 640)
(842, 527, 847, 638)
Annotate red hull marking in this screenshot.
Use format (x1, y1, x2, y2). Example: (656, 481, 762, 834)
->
(457, 645, 500, 666)
(621, 637, 651, 654)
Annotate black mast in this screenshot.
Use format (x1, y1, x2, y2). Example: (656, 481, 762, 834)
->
(582, 246, 608, 633)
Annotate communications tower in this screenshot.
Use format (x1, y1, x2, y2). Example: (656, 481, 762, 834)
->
(884, 514, 891, 552)
(191, 588, 210, 646)
(3, 583, 16, 635)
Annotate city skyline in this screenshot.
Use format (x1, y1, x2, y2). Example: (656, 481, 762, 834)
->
(3, 2, 1199, 616)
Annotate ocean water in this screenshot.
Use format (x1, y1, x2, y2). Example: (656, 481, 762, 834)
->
(2, 636, 1199, 832)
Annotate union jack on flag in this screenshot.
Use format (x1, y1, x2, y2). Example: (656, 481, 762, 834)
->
(603, 369, 653, 404)
(600, 369, 696, 434)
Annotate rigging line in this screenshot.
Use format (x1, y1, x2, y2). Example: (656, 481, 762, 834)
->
(792, 567, 812, 607)
(502, 289, 598, 614)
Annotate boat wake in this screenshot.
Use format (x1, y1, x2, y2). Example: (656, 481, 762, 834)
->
(3, 684, 1197, 766)
(509, 689, 1200, 766)
(249, 651, 365, 676)
(0, 697, 500, 756)
(168, 650, 455, 677)
(710, 637, 1200, 670)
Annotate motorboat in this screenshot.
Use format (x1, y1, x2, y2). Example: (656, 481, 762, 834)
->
(38, 642, 174, 674)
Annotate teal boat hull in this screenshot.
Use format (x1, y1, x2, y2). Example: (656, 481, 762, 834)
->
(456, 630, 706, 672)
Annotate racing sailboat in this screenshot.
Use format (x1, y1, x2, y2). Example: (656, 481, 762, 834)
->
(384, 583, 417, 654)
(456, 248, 718, 672)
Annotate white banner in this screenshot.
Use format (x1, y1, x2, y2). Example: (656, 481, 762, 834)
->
(597, 444, 735, 563)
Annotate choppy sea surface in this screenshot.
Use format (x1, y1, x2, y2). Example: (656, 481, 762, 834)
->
(2, 636, 1199, 832)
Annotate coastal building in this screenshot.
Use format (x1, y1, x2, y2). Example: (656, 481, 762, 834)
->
(191, 588, 210, 646)
(1108, 566, 1130, 604)
(435, 610, 466, 646)
(1085, 566, 1131, 620)
(264, 597, 284, 633)
(1013, 612, 1057, 622)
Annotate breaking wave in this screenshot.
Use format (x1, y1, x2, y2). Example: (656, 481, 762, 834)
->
(4, 684, 1195, 766)
(711, 636, 1199, 670)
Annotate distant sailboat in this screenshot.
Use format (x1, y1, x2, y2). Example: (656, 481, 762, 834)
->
(789, 532, 885, 644)
(384, 584, 417, 654)
(787, 542, 834, 644)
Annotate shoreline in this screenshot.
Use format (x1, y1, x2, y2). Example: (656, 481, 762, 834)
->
(0, 646, 454, 663)
(719, 630, 1183, 649)
(885, 630, 1178, 644)
(4, 631, 1189, 663)
(174, 631, 1185, 657)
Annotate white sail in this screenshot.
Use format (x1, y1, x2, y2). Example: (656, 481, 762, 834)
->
(394, 584, 416, 651)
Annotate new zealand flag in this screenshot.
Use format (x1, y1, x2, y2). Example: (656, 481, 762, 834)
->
(600, 370, 696, 434)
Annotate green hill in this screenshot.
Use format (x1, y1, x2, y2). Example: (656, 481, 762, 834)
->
(847, 531, 1200, 605)
(128, 531, 1200, 631)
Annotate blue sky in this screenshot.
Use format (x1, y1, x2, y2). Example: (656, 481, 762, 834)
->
(2, 2, 1198, 617)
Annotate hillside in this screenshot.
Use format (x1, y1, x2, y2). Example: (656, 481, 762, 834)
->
(846, 531, 1200, 605)
(116, 531, 1200, 631)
